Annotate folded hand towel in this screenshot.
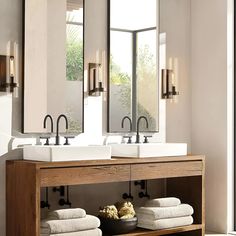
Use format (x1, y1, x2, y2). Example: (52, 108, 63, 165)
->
(136, 204, 193, 220)
(138, 216, 193, 230)
(48, 208, 86, 220)
(40, 228, 102, 236)
(145, 197, 181, 207)
(41, 215, 100, 234)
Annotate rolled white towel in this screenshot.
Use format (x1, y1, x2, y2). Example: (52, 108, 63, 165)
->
(138, 216, 193, 230)
(136, 204, 193, 221)
(48, 208, 86, 220)
(41, 215, 100, 234)
(145, 197, 181, 207)
(40, 228, 102, 236)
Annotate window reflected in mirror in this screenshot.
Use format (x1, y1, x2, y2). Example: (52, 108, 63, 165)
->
(66, 7, 83, 82)
(23, 0, 84, 134)
(108, 0, 158, 133)
(65, 3, 84, 133)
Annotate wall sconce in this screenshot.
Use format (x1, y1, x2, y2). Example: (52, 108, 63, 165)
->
(0, 55, 7, 92)
(0, 42, 19, 94)
(0, 55, 17, 93)
(88, 63, 105, 96)
(161, 69, 179, 99)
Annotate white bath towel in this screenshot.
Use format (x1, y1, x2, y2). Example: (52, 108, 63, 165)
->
(145, 197, 181, 207)
(41, 215, 100, 234)
(136, 204, 193, 220)
(48, 208, 86, 220)
(138, 216, 193, 230)
(40, 228, 102, 236)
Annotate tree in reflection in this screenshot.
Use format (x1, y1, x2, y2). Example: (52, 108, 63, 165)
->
(66, 16, 83, 81)
(110, 45, 157, 131)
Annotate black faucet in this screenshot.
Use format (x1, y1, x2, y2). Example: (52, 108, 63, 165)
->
(135, 116, 149, 143)
(121, 116, 133, 144)
(55, 114, 68, 145)
(41, 115, 54, 145)
(43, 115, 54, 133)
(121, 116, 132, 131)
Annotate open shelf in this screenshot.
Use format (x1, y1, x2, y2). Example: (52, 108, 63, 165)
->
(7, 156, 205, 236)
(119, 224, 203, 236)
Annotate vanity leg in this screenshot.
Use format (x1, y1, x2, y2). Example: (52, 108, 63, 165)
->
(6, 161, 40, 236)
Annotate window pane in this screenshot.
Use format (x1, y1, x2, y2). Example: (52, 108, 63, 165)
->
(137, 29, 157, 131)
(65, 9, 83, 133)
(66, 24, 83, 81)
(110, 31, 133, 132)
(110, 0, 156, 31)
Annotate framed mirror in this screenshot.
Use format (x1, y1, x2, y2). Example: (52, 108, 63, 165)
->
(107, 0, 159, 133)
(23, 0, 84, 134)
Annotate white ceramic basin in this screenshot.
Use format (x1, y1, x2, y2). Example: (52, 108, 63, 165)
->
(23, 145, 112, 162)
(110, 143, 187, 158)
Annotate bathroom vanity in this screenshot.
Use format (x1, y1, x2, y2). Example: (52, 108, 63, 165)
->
(6, 155, 205, 236)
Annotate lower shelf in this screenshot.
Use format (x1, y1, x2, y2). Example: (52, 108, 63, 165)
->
(119, 224, 203, 236)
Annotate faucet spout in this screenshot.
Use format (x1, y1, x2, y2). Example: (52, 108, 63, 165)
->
(55, 114, 68, 145)
(121, 116, 132, 132)
(43, 115, 54, 133)
(135, 116, 149, 144)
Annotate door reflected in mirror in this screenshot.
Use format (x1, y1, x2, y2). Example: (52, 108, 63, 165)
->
(108, 0, 159, 133)
(23, 0, 84, 134)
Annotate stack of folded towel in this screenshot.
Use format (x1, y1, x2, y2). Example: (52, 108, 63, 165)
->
(136, 197, 194, 230)
(41, 208, 102, 236)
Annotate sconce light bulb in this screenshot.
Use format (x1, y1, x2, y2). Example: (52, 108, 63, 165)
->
(9, 56, 14, 77)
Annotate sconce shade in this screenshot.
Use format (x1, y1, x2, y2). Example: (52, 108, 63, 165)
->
(0, 55, 18, 93)
(0, 55, 7, 92)
(88, 63, 104, 96)
(161, 69, 179, 99)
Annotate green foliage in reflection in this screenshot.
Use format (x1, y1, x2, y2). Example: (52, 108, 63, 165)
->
(110, 43, 157, 130)
(137, 45, 156, 81)
(66, 23, 83, 81)
(137, 44, 157, 130)
(110, 56, 131, 111)
(110, 56, 130, 85)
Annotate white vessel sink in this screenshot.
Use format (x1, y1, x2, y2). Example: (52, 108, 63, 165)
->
(23, 145, 112, 162)
(111, 143, 187, 158)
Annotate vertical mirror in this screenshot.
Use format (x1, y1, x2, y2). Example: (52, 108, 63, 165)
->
(23, 0, 84, 134)
(108, 0, 159, 133)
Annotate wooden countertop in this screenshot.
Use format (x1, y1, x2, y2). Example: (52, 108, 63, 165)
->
(7, 155, 205, 169)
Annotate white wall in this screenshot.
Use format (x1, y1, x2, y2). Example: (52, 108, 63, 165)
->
(24, 0, 48, 132)
(160, 0, 192, 150)
(191, 0, 229, 233)
(0, 1, 25, 234)
(0, 0, 164, 235)
(24, 0, 68, 132)
(161, 0, 231, 233)
(47, 0, 67, 121)
(0, 0, 232, 234)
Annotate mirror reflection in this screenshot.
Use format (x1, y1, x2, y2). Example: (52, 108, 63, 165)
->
(23, 0, 84, 134)
(108, 0, 159, 133)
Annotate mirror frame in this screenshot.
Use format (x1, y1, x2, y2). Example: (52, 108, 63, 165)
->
(107, 0, 160, 133)
(22, 0, 85, 134)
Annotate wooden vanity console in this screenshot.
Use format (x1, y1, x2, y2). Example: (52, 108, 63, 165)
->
(6, 155, 205, 236)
